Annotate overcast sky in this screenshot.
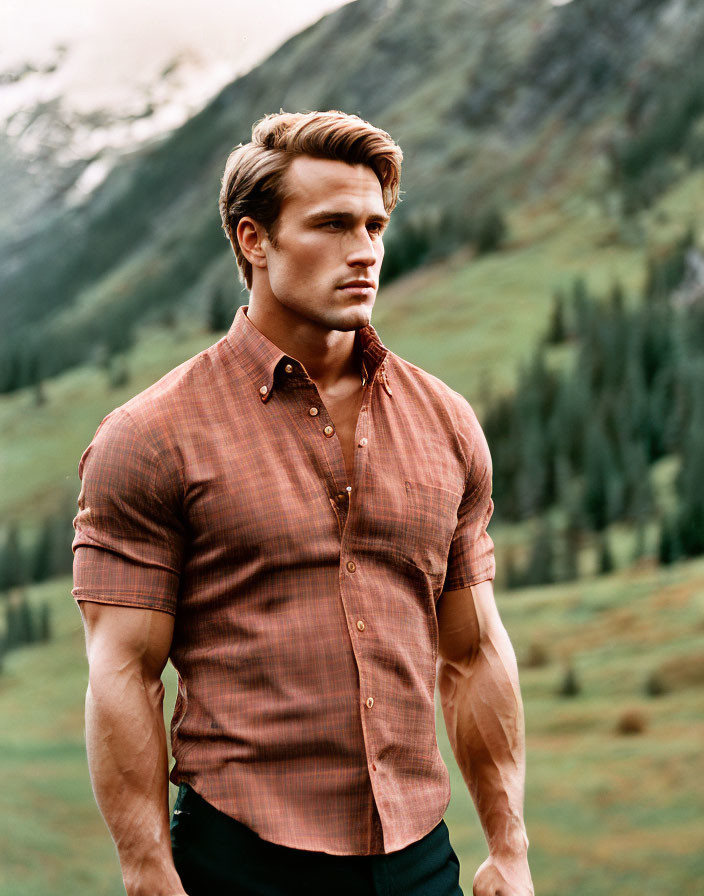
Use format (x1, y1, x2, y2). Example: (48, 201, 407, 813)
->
(1, 0, 352, 113)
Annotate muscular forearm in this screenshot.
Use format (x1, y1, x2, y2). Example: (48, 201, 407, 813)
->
(85, 663, 186, 896)
(438, 622, 528, 858)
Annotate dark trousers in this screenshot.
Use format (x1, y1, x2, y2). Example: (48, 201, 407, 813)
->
(170, 783, 464, 896)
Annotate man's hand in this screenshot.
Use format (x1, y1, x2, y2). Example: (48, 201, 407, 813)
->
(473, 852, 534, 896)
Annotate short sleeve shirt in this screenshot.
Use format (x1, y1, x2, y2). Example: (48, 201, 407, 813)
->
(72, 304, 495, 855)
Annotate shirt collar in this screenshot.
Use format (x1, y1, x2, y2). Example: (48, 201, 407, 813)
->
(226, 304, 391, 403)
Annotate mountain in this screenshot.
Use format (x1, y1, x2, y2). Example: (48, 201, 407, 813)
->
(2, 0, 704, 390)
(0, 43, 238, 286)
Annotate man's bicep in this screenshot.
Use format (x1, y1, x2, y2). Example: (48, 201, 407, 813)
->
(71, 408, 184, 617)
(437, 580, 501, 664)
(79, 599, 175, 681)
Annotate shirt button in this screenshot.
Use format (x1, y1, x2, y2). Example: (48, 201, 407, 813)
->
(324, 425, 334, 437)
(366, 697, 374, 709)
(358, 437, 368, 447)
(309, 407, 319, 416)
(259, 385, 268, 395)
(356, 620, 365, 631)
(284, 363, 294, 373)
(346, 560, 356, 573)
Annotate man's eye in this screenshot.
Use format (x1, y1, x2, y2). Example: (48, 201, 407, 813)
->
(368, 223, 383, 234)
(324, 220, 344, 229)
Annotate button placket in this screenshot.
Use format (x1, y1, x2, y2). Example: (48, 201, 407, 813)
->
(333, 369, 385, 795)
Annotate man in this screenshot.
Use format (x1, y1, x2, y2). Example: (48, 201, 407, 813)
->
(72, 110, 533, 896)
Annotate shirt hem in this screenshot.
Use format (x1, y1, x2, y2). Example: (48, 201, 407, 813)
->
(72, 590, 177, 616)
(176, 778, 450, 856)
(442, 571, 496, 592)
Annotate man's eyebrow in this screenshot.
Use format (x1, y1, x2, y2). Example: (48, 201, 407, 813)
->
(304, 210, 391, 225)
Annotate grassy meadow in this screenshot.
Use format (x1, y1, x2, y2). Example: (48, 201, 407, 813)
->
(1, 556, 702, 895)
(1, 167, 704, 894)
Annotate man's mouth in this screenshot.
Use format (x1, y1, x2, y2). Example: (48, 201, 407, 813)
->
(339, 280, 375, 290)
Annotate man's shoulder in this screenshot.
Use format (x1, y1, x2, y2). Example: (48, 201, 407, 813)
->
(95, 335, 231, 445)
(385, 351, 483, 430)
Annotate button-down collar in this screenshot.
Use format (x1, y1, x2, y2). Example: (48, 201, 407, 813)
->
(226, 304, 391, 402)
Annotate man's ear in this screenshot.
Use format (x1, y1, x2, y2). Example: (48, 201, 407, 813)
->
(236, 217, 269, 271)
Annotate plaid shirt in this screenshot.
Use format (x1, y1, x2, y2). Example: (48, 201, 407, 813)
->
(72, 304, 495, 855)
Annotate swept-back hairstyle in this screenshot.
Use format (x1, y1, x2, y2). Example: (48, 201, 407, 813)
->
(219, 110, 403, 289)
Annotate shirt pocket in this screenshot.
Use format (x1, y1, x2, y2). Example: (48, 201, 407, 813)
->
(400, 480, 461, 589)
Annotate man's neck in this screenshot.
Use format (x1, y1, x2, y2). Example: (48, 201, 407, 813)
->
(245, 295, 364, 393)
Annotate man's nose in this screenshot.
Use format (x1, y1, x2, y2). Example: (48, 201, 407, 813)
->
(347, 228, 378, 267)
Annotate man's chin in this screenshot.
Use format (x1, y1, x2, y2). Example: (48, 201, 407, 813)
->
(330, 297, 375, 331)
(331, 310, 373, 332)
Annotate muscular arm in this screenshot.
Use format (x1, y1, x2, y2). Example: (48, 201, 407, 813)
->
(79, 600, 187, 896)
(437, 580, 533, 896)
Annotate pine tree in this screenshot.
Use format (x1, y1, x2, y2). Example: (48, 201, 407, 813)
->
(562, 510, 582, 582)
(598, 531, 615, 575)
(207, 288, 233, 333)
(523, 519, 556, 586)
(632, 517, 648, 562)
(18, 597, 37, 645)
(38, 601, 52, 643)
(5, 599, 20, 649)
(34, 378, 47, 407)
(0, 524, 26, 592)
(609, 280, 625, 316)
(32, 517, 54, 583)
(571, 276, 592, 335)
(582, 422, 615, 531)
(474, 207, 506, 254)
(546, 290, 567, 344)
(621, 442, 654, 523)
(658, 515, 682, 565)
(557, 664, 580, 698)
(673, 394, 704, 557)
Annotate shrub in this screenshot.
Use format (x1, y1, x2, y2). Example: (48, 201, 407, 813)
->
(653, 652, 704, 692)
(644, 670, 668, 697)
(557, 664, 580, 697)
(616, 709, 647, 735)
(523, 642, 550, 668)
(474, 207, 506, 254)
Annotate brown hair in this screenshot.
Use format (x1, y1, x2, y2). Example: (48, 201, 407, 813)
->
(219, 110, 403, 289)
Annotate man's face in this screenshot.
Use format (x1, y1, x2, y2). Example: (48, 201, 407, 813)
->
(256, 155, 389, 332)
